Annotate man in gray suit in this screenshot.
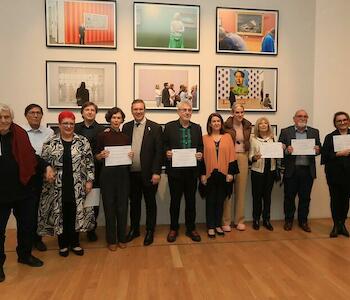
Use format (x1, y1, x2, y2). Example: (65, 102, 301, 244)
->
(279, 109, 321, 232)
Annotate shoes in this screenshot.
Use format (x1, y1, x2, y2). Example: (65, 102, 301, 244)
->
(222, 225, 232, 232)
(263, 220, 274, 231)
(186, 230, 201, 242)
(252, 220, 260, 230)
(18, 255, 44, 267)
(144, 231, 154, 246)
(215, 227, 225, 236)
(338, 223, 350, 237)
(299, 223, 311, 233)
(284, 221, 293, 231)
(236, 223, 246, 231)
(59, 248, 69, 257)
(107, 244, 117, 251)
(34, 240, 47, 252)
(126, 228, 140, 242)
(0, 266, 4, 282)
(118, 243, 127, 249)
(167, 230, 178, 243)
(71, 247, 84, 256)
(87, 230, 98, 242)
(207, 229, 216, 238)
(329, 226, 338, 238)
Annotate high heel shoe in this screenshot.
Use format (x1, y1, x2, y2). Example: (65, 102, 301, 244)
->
(215, 227, 225, 236)
(207, 229, 216, 238)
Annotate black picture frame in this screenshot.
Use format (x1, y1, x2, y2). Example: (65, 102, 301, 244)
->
(46, 60, 117, 109)
(216, 7, 279, 55)
(134, 63, 200, 111)
(134, 2, 200, 52)
(45, 0, 117, 49)
(216, 66, 278, 112)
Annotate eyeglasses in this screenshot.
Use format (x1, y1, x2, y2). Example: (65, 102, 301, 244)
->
(335, 119, 348, 124)
(61, 122, 75, 127)
(295, 115, 308, 118)
(180, 109, 192, 112)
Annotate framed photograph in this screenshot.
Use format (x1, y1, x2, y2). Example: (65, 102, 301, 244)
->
(45, 0, 117, 48)
(134, 63, 200, 111)
(46, 61, 117, 109)
(216, 7, 278, 55)
(134, 2, 200, 52)
(216, 66, 278, 112)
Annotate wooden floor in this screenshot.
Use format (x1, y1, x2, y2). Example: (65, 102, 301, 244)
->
(2, 219, 350, 299)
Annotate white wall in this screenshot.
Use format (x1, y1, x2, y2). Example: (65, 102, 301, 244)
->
(3, 0, 344, 227)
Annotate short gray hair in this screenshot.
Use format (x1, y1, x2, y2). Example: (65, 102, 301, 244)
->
(0, 103, 14, 119)
(177, 100, 192, 110)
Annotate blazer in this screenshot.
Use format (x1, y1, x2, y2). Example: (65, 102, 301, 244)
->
(278, 125, 321, 179)
(122, 119, 163, 185)
(321, 128, 350, 185)
(224, 117, 252, 152)
(163, 119, 203, 177)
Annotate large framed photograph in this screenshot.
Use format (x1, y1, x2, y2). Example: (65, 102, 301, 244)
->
(46, 61, 117, 109)
(45, 0, 117, 48)
(134, 63, 200, 110)
(134, 2, 200, 52)
(216, 66, 278, 112)
(216, 7, 278, 55)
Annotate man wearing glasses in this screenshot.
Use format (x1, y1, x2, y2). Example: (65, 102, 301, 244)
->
(279, 109, 321, 232)
(23, 104, 53, 251)
(163, 100, 203, 243)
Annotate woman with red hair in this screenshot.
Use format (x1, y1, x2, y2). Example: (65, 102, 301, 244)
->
(38, 111, 95, 257)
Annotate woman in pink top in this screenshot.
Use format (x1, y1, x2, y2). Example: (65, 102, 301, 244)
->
(201, 113, 238, 238)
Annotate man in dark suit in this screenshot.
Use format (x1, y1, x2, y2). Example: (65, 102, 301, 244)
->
(163, 100, 203, 243)
(279, 109, 321, 232)
(123, 99, 163, 246)
(161, 82, 170, 107)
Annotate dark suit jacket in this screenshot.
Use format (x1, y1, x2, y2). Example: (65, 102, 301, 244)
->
(163, 119, 203, 177)
(278, 125, 321, 179)
(321, 128, 350, 185)
(122, 119, 163, 185)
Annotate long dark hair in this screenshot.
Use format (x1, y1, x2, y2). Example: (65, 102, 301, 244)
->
(206, 113, 225, 135)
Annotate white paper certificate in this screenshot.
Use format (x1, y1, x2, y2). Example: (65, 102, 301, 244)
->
(333, 135, 350, 152)
(291, 139, 316, 155)
(172, 148, 197, 167)
(84, 188, 101, 208)
(105, 145, 132, 166)
(260, 142, 284, 158)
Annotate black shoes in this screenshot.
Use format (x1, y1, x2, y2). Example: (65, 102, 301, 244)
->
(18, 255, 44, 267)
(87, 230, 98, 242)
(284, 221, 293, 231)
(71, 247, 84, 256)
(34, 240, 47, 252)
(330, 226, 338, 238)
(263, 220, 274, 231)
(0, 266, 5, 282)
(252, 220, 260, 230)
(299, 223, 312, 233)
(59, 248, 69, 257)
(207, 229, 216, 239)
(338, 223, 350, 237)
(126, 229, 141, 242)
(186, 230, 201, 242)
(143, 231, 154, 246)
(167, 230, 178, 243)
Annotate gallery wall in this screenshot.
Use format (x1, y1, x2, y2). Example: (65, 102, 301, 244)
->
(1, 0, 348, 227)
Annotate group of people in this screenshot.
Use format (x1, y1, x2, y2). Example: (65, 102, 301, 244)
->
(0, 99, 349, 283)
(160, 82, 196, 107)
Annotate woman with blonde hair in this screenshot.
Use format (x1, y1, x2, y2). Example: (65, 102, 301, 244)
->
(223, 103, 252, 231)
(249, 117, 277, 230)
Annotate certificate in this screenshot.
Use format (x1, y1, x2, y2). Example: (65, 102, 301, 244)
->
(333, 135, 350, 152)
(172, 148, 197, 167)
(84, 188, 101, 208)
(260, 142, 284, 158)
(105, 145, 132, 166)
(291, 139, 315, 155)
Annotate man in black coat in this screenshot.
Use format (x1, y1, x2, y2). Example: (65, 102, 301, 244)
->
(163, 100, 203, 243)
(278, 109, 321, 232)
(122, 99, 163, 246)
(161, 82, 170, 107)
